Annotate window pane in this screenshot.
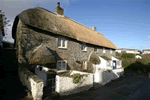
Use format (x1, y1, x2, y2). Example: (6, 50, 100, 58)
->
(57, 62, 61, 69)
(62, 61, 66, 70)
(82, 44, 86, 51)
(58, 38, 61, 47)
(62, 39, 66, 47)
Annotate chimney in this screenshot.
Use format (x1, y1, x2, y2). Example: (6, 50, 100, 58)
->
(55, 2, 64, 15)
(92, 26, 96, 31)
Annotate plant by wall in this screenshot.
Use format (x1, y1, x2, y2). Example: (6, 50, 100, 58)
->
(72, 74, 81, 84)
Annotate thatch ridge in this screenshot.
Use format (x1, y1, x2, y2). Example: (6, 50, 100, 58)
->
(14, 6, 117, 49)
(100, 56, 112, 60)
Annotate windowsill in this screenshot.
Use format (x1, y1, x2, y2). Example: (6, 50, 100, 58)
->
(57, 70, 67, 74)
(58, 47, 67, 49)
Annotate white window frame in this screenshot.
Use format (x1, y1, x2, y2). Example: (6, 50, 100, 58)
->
(110, 49, 112, 54)
(57, 60, 67, 70)
(83, 61, 87, 69)
(103, 47, 105, 53)
(94, 47, 98, 52)
(57, 37, 67, 48)
(81, 43, 87, 51)
(107, 60, 111, 66)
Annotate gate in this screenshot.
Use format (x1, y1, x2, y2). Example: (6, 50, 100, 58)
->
(46, 78, 56, 93)
(43, 72, 56, 95)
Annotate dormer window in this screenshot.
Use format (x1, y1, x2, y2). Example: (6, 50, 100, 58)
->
(58, 37, 67, 48)
(81, 43, 87, 51)
(110, 49, 112, 54)
(94, 47, 98, 52)
(103, 47, 105, 53)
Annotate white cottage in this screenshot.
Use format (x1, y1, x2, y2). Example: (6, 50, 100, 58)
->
(142, 49, 150, 54)
(95, 56, 122, 71)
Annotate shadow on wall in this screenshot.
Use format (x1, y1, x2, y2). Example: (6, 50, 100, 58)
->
(94, 68, 124, 86)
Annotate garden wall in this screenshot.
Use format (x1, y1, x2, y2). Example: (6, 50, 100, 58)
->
(18, 66, 44, 100)
(56, 70, 93, 95)
(94, 68, 124, 85)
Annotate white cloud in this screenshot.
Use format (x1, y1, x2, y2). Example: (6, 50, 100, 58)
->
(148, 36, 150, 38)
(0, 0, 70, 43)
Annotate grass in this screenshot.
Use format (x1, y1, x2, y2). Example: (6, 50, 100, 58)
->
(116, 53, 150, 74)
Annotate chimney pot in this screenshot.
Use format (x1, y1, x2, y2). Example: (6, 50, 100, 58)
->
(92, 26, 96, 31)
(57, 2, 60, 7)
(55, 2, 64, 15)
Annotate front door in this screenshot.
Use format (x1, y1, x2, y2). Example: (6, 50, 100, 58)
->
(113, 60, 117, 69)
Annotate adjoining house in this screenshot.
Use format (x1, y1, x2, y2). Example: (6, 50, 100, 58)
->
(142, 49, 150, 54)
(135, 55, 142, 59)
(12, 2, 122, 96)
(0, 14, 5, 48)
(116, 48, 140, 54)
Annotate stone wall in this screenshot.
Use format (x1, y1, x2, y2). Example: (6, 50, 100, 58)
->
(56, 70, 93, 95)
(18, 65, 44, 100)
(16, 21, 116, 71)
(94, 68, 124, 85)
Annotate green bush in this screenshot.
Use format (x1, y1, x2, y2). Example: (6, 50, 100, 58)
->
(72, 74, 81, 84)
(121, 53, 135, 58)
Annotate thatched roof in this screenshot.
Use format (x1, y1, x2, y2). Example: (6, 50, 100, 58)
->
(12, 6, 117, 49)
(100, 56, 112, 60)
(29, 44, 56, 64)
(90, 52, 101, 64)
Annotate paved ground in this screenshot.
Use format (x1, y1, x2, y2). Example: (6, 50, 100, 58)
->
(59, 69, 150, 100)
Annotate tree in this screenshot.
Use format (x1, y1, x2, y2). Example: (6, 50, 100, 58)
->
(0, 10, 11, 36)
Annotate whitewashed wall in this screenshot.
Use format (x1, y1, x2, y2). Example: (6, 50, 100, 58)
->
(112, 56, 122, 68)
(18, 66, 44, 100)
(94, 68, 124, 85)
(115, 50, 122, 53)
(56, 71, 93, 95)
(95, 57, 112, 71)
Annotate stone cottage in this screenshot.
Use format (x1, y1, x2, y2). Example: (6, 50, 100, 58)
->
(12, 2, 119, 88)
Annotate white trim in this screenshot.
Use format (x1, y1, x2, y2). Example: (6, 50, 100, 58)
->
(57, 60, 67, 70)
(57, 37, 67, 48)
(103, 47, 105, 53)
(83, 61, 87, 69)
(110, 49, 112, 54)
(81, 43, 87, 51)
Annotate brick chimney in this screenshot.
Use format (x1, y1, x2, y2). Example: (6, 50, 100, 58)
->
(92, 26, 96, 31)
(55, 2, 64, 15)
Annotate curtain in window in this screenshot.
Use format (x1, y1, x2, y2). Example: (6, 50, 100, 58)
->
(62, 39, 66, 47)
(58, 38, 61, 47)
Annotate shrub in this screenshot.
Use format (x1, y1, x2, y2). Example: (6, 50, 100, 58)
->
(72, 74, 81, 84)
(121, 53, 135, 59)
(106, 69, 112, 72)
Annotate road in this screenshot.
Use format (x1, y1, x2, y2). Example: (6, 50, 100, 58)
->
(59, 69, 150, 100)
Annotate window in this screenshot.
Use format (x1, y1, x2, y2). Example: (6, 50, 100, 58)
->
(58, 37, 67, 48)
(83, 61, 87, 69)
(57, 60, 67, 70)
(103, 47, 105, 53)
(81, 43, 87, 51)
(107, 61, 111, 66)
(94, 47, 98, 52)
(110, 49, 112, 54)
(39, 66, 42, 71)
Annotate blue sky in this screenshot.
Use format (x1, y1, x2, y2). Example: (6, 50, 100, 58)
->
(1, 0, 150, 51)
